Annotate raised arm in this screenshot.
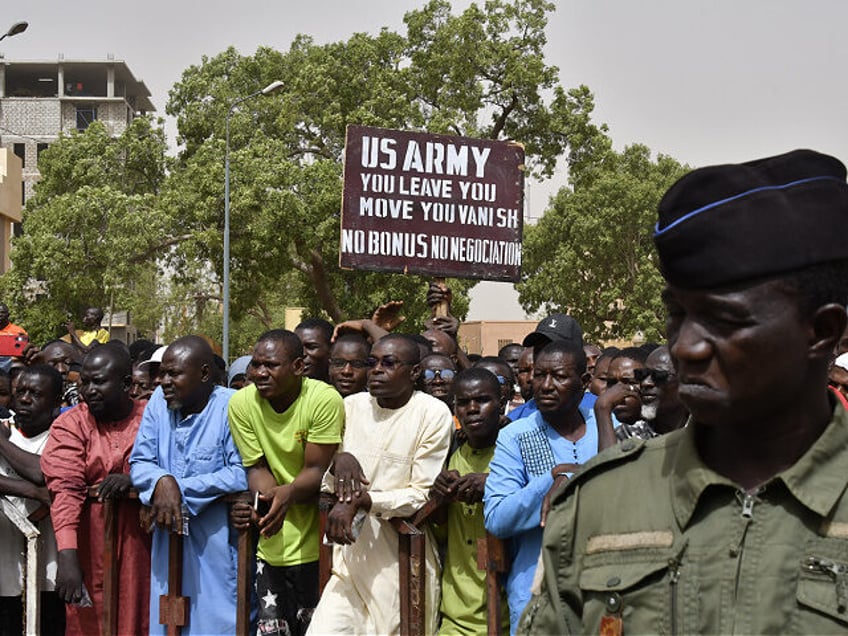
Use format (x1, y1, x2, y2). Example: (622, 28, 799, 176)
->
(594, 383, 634, 452)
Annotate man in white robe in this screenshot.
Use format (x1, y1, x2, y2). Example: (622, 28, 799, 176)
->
(308, 334, 454, 635)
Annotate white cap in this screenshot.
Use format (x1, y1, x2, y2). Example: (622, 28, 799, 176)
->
(138, 345, 167, 367)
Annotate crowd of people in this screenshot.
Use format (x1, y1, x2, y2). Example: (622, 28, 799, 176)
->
(0, 148, 845, 636)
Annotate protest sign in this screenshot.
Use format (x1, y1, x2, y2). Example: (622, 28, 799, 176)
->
(340, 125, 524, 282)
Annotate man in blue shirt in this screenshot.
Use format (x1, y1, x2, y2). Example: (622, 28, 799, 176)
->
(484, 337, 598, 633)
(508, 314, 596, 423)
(130, 336, 248, 635)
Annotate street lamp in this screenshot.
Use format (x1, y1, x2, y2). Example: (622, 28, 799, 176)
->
(0, 21, 28, 43)
(223, 80, 284, 363)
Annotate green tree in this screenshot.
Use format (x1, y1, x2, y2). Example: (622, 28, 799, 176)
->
(517, 144, 689, 343)
(162, 0, 599, 333)
(0, 118, 169, 343)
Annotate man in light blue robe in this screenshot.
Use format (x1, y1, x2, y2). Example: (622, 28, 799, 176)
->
(130, 336, 248, 635)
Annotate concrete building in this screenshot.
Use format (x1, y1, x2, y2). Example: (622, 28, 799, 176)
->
(0, 148, 22, 273)
(457, 319, 644, 355)
(101, 310, 137, 345)
(458, 320, 537, 356)
(0, 55, 154, 202)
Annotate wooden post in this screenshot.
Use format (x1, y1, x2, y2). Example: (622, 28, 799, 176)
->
(101, 498, 119, 636)
(159, 531, 188, 636)
(397, 527, 411, 636)
(232, 493, 253, 636)
(393, 520, 426, 636)
(407, 529, 426, 636)
(432, 277, 449, 318)
(476, 533, 507, 636)
(318, 494, 334, 594)
(87, 485, 139, 636)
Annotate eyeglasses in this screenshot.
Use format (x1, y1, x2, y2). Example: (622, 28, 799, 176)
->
(422, 368, 456, 382)
(633, 368, 676, 385)
(366, 356, 413, 370)
(329, 358, 370, 369)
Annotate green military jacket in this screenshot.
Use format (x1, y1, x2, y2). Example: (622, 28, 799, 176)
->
(519, 401, 848, 635)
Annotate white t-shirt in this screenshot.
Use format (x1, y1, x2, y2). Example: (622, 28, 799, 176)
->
(0, 426, 57, 596)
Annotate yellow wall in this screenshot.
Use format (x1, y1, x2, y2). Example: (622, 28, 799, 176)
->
(0, 149, 22, 273)
(458, 320, 538, 356)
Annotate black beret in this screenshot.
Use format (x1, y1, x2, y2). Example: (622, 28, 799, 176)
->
(654, 149, 848, 288)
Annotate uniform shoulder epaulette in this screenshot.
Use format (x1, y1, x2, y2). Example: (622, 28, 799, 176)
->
(556, 437, 648, 501)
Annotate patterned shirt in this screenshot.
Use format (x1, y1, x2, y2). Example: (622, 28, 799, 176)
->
(483, 406, 598, 633)
(614, 419, 659, 441)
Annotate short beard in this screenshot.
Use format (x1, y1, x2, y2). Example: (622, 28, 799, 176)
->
(640, 403, 658, 422)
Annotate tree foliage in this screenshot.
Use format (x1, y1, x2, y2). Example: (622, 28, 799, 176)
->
(163, 0, 599, 334)
(0, 118, 169, 343)
(517, 144, 689, 343)
(3, 0, 620, 349)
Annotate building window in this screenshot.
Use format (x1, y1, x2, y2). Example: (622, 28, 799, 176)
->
(497, 339, 515, 351)
(36, 143, 49, 164)
(12, 144, 25, 164)
(21, 181, 25, 207)
(76, 106, 98, 131)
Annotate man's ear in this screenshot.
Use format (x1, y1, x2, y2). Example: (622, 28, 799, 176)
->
(199, 363, 211, 383)
(122, 374, 132, 392)
(292, 356, 305, 376)
(580, 371, 592, 389)
(809, 303, 848, 360)
(499, 392, 510, 411)
(409, 363, 421, 383)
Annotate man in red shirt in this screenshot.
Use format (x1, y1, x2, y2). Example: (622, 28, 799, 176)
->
(0, 305, 26, 338)
(41, 343, 151, 635)
(0, 305, 27, 363)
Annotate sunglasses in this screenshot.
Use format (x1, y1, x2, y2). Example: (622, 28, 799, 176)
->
(633, 368, 676, 385)
(329, 358, 369, 369)
(366, 356, 413, 370)
(422, 369, 456, 382)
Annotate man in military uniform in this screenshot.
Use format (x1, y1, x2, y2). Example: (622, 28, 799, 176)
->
(520, 149, 848, 634)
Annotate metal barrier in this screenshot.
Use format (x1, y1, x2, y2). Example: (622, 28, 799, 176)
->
(318, 495, 507, 636)
(89, 488, 254, 636)
(89, 488, 507, 636)
(91, 487, 129, 636)
(0, 496, 43, 636)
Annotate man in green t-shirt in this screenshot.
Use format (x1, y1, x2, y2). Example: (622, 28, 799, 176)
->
(228, 329, 344, 636)
(431, 368, 509, 635)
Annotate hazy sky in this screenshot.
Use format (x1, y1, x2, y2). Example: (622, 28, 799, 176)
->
(4, 1, 845, 320)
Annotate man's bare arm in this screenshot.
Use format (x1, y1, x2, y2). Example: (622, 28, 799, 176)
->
(0, 436, 44, 485)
